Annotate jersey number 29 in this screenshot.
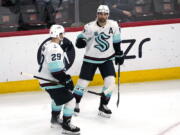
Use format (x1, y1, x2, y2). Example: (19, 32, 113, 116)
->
(51, 53, 61, 61)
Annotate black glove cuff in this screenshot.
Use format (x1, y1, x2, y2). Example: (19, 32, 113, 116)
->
(76, 38, 87, 48)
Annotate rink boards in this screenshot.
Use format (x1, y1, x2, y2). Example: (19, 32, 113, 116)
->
(0, 19, 180, 93)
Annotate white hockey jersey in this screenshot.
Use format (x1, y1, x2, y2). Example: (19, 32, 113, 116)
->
(38, 41, 65, 84)
(77, 19, 121, 64)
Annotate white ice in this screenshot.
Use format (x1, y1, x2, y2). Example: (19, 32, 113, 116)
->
(0, 79, 180, 135)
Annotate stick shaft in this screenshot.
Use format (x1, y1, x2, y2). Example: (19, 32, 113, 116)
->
(21, 72, 101, 96)
(21, 72, 59, 84)
(117, 64, 120, 107)
(33, 75, 58, 84)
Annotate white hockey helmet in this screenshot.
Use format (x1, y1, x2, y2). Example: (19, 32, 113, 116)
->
(49, 24, 65, 38)
(97, 5, 110, 14)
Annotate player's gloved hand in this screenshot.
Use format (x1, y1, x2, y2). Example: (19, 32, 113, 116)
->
(115, 51, 124, 65)
(76, 38, 87, 48)
(65, 74, 74, 91)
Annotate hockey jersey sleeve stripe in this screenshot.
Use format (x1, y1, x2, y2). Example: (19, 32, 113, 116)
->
(77, 33, 86, 39)
(113, 33, 121, 43)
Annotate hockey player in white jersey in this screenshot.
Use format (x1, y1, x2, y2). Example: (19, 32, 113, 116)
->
(73, 5, 124, 118)
(38, 24, 80, 135)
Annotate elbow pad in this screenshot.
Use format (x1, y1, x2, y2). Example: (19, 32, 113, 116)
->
(76, 38, 87, 48)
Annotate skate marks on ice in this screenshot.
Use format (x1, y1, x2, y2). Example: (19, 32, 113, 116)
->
(0, 80, 180, 135)
(157, 122, 180, 135)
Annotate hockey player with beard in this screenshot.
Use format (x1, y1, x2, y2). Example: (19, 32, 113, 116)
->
(38, 24, 80, 135)
(73, 5, 125, 118)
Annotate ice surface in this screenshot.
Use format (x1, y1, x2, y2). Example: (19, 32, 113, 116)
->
(0, 80, 180, 135)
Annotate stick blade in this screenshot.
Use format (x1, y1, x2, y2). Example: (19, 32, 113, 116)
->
(20, 72, 34, 78)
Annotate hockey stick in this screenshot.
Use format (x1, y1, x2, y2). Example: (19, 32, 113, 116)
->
(20, 72, 102, 96)
(20, 72, 59, 84)
(116, 64, 120, 107)
(86, 90, 102, 96)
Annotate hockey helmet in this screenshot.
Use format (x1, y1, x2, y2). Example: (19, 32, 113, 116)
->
(49, 24, 65, 38)
(97, 5, 110, 14)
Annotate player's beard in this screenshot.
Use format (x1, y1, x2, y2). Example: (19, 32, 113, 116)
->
(98, 18, 107, 23)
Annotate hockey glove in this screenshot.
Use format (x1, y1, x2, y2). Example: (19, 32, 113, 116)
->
(115, 51, 124, 65)
(51, 71, 74, 90)
(76, 38, 87, 48)
(65, 74, 74, 91)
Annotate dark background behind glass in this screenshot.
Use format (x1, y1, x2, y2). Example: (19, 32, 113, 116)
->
(0, 0, 179, 32)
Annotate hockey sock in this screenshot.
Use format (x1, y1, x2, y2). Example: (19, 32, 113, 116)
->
(100, 94, 110, 106)
(101, 87, 112, 105)
(51, 100, 63, 112)
(51, 111, 60, 117)
(73, 85, 85, 103)
(63, 105, 74, 117)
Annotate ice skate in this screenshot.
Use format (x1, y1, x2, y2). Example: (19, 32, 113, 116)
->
(98, 93, 112, 118)
(50, 113, 62, 128)
(98, 104, 112, 118)
(62, 118, 80, 135)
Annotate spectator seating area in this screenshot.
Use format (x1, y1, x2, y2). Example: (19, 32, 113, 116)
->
(0, 0, 179, 32)
(0, 6, 19, 32)
(0, 0, 73, 32)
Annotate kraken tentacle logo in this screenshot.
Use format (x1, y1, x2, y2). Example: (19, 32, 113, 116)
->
(95, 32, 110, 52)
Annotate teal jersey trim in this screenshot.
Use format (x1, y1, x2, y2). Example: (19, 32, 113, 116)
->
(48, 61, 64, 72)
(83, 57, 115, 64)
(113, 34, 121, 43)
(42, 84, 64, 90)
(77, 33, 86, 39)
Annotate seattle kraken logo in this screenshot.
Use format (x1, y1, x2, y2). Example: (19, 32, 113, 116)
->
(95, 32, 110, 52)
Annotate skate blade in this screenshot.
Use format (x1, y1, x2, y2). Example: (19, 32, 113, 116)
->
(98, 111, 111, 118)
(62, 129, 80, 135)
